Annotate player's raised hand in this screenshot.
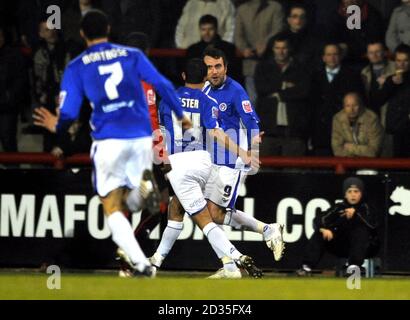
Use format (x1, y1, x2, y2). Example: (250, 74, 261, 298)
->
(33, 107, 58, 133)
(181, 116, 193, 130)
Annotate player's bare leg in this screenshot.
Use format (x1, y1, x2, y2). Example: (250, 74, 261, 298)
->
(102, 188, 155, 277)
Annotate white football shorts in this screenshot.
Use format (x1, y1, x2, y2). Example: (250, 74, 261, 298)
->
(90, 137, 153, 197)
(204, 164, 242, 209)
(166, 150, 212, 215)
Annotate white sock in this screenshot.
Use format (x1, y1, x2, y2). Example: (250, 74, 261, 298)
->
(203, 222, 241, 260)
(222, 256, 239, 273)
(126, 188, 142, 212)
(155, 220, 183, 265)
(210, 225, 240, 272)
(226, 209, 268, 235)
(107, 212, 149, 272)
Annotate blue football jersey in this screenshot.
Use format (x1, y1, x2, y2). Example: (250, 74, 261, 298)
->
(160, 86, 219, 155)
(203, 77, 260, 168)
(57, 42, 183, 140)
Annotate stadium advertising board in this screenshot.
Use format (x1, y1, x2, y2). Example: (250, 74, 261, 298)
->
(0, 169, 409, 272)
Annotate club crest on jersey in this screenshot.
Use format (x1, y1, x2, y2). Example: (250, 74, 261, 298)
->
(146, 89, 156, 105)
(212, 106, 219, 119)
(242, 100, 253, 113)
(219, 103, 227, 112)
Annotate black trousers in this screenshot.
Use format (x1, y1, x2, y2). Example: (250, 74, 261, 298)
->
(0, 113, 18, 152)
(303, 222, 375, 267)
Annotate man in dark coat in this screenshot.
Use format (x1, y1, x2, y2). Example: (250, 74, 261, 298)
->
(276, 3, 322, 71)
(297, 177, 379, 276)
(0, 27, 25, 152)
(255, 34, 310, 156)
(186, 14, 241, 82)
(384, 44, 410, 157)
(310, 43, 363, 155)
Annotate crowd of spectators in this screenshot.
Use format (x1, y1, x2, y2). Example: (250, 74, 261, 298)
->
(0, 0, 409, 159)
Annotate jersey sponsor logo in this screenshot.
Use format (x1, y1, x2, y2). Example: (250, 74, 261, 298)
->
(59, 91, 67, 109)
(219, 103, 227, 112)
(212, 106, 219, 119)
(146, 89, 156, 105)
(242, 100, 253, 113)
(102, 100, 135, 113)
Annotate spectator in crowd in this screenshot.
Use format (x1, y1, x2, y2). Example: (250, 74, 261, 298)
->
(332, 92, 384, 157)
(235, 0, 284, 104)
(328, 0, 385, 66)
(386, 0, 410, 53)
(175, 0, 235, 49)
(361, 42, 396, 116)
(186, 15, 241, 82)
(276, 3, 321, 71)
(361, 41, 395, 157)
(255, 35, 310, 156)
(17, 0, 63, 48)
(277, 0, 317, 28)
(385, 44, 410, 157)
(33, 19, 70, 152)
(62, 0, 97, 57)
(0, 27, 25, 152)
(101, 0, 161, 46)
(311, 43, 363, 156)
(297, 177, 379, 276)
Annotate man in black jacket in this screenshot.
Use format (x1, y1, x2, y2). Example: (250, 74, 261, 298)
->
(297, 177, 379, 276)
(0, 27, 25, 152)
(311, 43, 363, 155)
(384, 44, 410, 157)
(255, 34, 310, 156)
(276, 3, 322, 72)
(186, 15, 241, 82)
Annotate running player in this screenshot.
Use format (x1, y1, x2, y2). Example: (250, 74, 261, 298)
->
(33, 10, 191, 277)
(156, 58, 263, 278)
(150, 48, 285, 279)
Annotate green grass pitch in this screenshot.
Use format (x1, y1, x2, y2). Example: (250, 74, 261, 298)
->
(1, 272, 409, 300)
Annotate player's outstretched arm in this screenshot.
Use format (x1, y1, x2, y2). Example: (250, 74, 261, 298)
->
(209, 128, 260, 170)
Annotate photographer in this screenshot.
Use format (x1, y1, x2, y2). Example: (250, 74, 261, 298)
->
(297, 177, 379, 276)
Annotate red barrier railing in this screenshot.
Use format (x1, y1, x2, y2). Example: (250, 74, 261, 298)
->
(1, 153, 410, 174)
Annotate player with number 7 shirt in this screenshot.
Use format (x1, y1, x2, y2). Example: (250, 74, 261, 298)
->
(34, 10, 192, 277)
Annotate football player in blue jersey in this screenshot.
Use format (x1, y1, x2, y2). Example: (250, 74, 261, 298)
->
(150, 49, 285, 279)
(202, 48, 285, 278)
(151, 58, 263, 278)
(33, 10, 191, 277)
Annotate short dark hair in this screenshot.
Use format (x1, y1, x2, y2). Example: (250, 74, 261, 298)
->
(395, 44, 410, 58)
(124, 32, 150, 52)
(272, 34, 291, 46)
(81, 10, 109, 40)
(184, 58, 208, 84)
(366, 40, 386, 50)
(199, 15, 218, 29)
(288, 3, 307, 17)
(202, 47, 227, 66)
(322, 42, 341, 55)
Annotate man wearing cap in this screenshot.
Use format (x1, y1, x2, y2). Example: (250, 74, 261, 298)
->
(297, 177, 379, 276)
